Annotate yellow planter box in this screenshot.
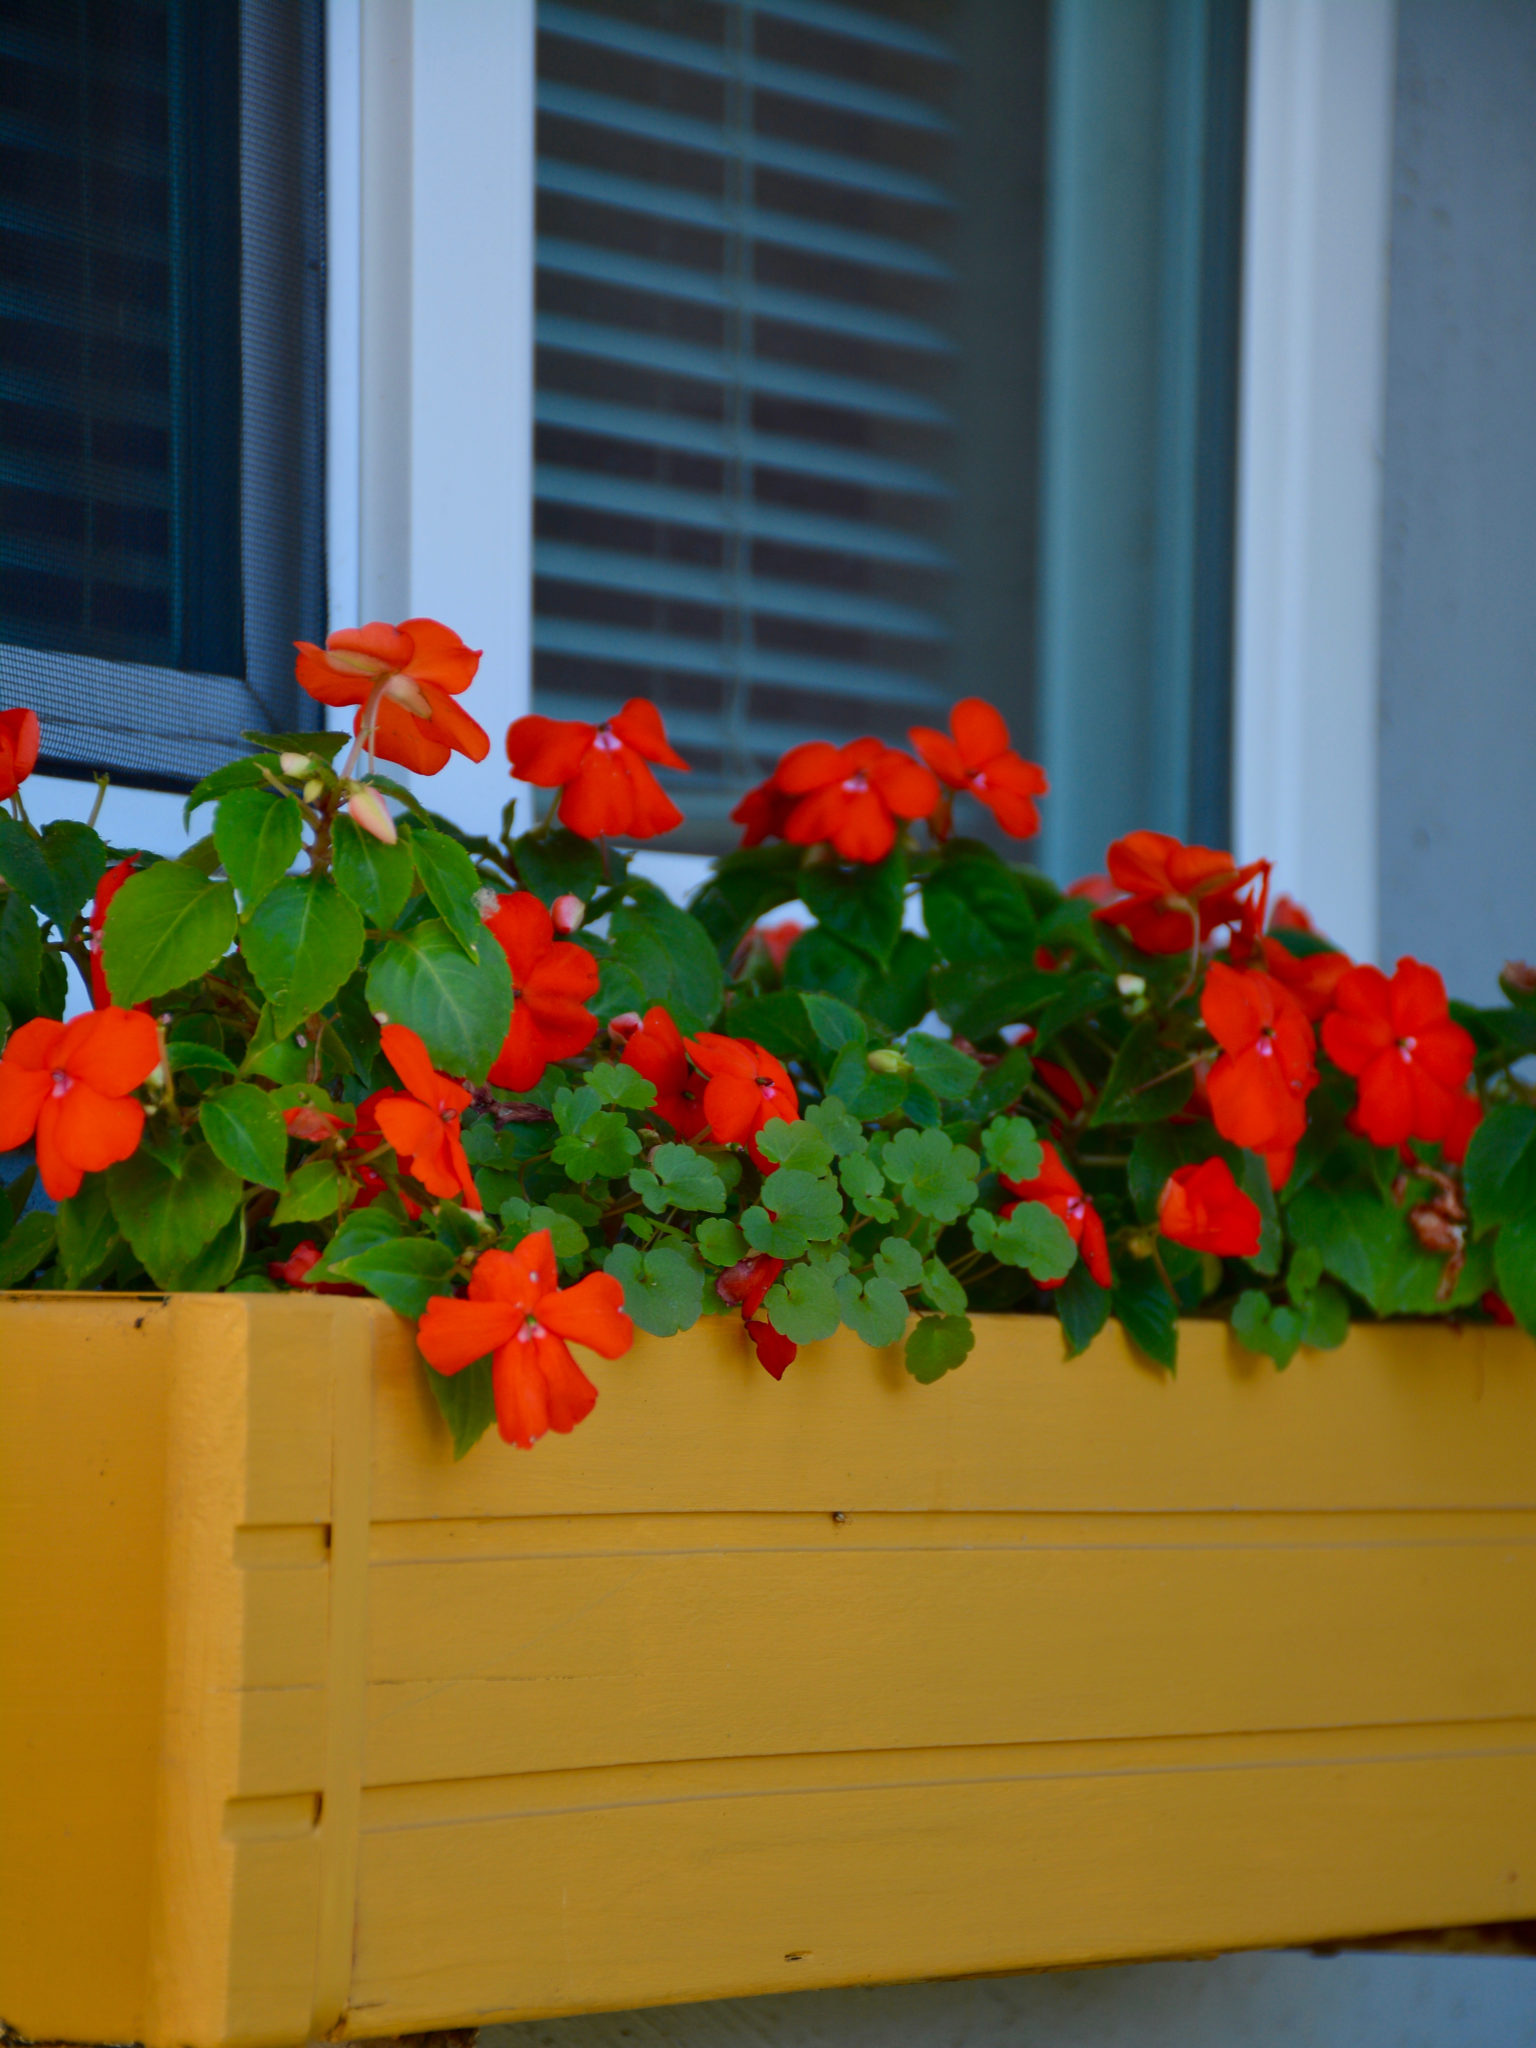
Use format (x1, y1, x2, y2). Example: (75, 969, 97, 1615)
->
(3, 1295, 1536, 2046)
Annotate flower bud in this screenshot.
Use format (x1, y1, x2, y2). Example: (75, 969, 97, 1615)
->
(474, 886, 502, 922)
(346, 785, 397, 845)
(867, 1047, 912, 1077)
(608, 1011, 642, 1046)
(303, 777, 324, 804)
(551, 892, 584, 935)
(280, 751, 314, 776)
(1116, 973, 1146, 999)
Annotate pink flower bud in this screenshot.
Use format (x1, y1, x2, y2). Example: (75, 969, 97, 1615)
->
(346, 785, 397, 845)
(608, 1011, 642, 1045)
(551, 892, 585, 934)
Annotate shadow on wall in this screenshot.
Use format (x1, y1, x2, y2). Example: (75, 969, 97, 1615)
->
(486, 1952, 1536, 2048)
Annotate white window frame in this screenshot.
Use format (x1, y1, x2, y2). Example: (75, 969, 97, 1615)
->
(1232, 0, 1398, 963)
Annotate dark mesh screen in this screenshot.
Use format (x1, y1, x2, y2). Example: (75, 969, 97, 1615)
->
(0, 0, 324, 787)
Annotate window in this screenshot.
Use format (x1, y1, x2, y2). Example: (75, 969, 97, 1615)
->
(0, 0, 324, 788)
(532, 0, 1246, 868)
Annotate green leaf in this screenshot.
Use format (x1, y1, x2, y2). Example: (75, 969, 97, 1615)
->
(167, 1040, 238, 1082)
(1494, 1211, 1536, 1338)
(756, 1118, 834, 1175)
(903, 1031, 980, 1102)
(1128, 1124, 1225, 1221)
(366, 916, 513, 1082)
(742, 1205, 809, 1260)
(687, 842, 804, 960)
(784, 926, 870, 1007)
(101, 861, 238, 1005)
(922, 856, 1036, 963)
(1300, 1279, 1350, 1350)
(426, 1358, 499, 1459)
(862, 929, 937, 1038)
(800, 991, 866, 1054)
(760, 1165, 843, 1240)
(605, 1242, 705, 1335)
(198, 1083, 289, 1190)
(827, 1039, 907, 1119)
(725, 992, 817, 1064)
(513, 826, 606, 906)
(184, 755, 271, 824)
(56, 1176, 119, 1285)
(273, 1158, 346, 1224)
(881, 1127, 980, 1222)
(1055, 1260, 1110, 1357)
(1232, 1289, 1303, 1368)
(805, 1095, 866, 1157)
(551, 1089, 642, 1180)
(0, 1208, 55, 1286)
(981, 1116, 1043, 1183)
(920, 1257, 967, 1315)
(176, 1207, 246, 1291)
(763, 1260, 842, 1343)
(1090, 1018, 1194, 1126)
(214, 787, 303, 909)
(609, 887, 723, 1032)
(332, 814, 415, 928)
(696, 1217, 747, 1266)
(497, 1197, 589, 1261)
(242, 876, 366, 1036)
(586, 1062, 655, 1111)
(0, 815, 107, 931)
(405, 826, 484, 961)
(307, 1205, 405, 1282)
(1287, 1244, 1325, 1302)
(801, 852, 905, 967)
(839, 1150, 896, 1223)
(1288, 1184, 1456, 1317)
(835, 1270, 908, 1348)
(0, 888, 42, 1025)
(628, 1142, 726, 1214)
(1464, 1104, 1536, 1236)
(871, 1235, 924, 1290)
(972, 1046, 1036, 1121)
(904, 1314, 974, 1382)
(106, 1144, 244, 1288)
(327, 1235, 458, 1317)
(1237, 1151, 1283, 1277)
(970, 1201, 1076, 1281)
(1114, 1260, 1179, 1371)
(243, 728, 347, 762)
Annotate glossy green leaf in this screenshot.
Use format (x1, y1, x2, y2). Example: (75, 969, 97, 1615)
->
(0, 889, 42, 1025)
(215, 787, 303, 908)
(365, 915, 513, 1082)
(199, 1083, 289, 1190)
(242, 876, 366, 1036)
(1055, 1261, 1110, 1357)
(1465, 1104, 1536, 1236)
(184, 755, 271, 825)
(0, 1208, 55, 1286)
(406, 826, 484, 960)
(800, 852, 904, 967)
(327, 1235, 457, 1318)
(0, 815, 107, 931)
(273, 1158, 346, 1224)
(332, 814, 415, 928)
(1113, 1260, 1179, 1371)
(56, 1176, 119, 1285)
(100, 861, 237, 1005)
(800, 991, 866, 1054)
(512, 827, 606, 906)
(106, 1144, 244, 1289)
(426, 1358, 499, 1459)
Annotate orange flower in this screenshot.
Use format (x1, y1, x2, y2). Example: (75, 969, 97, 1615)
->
(507, 699, 687, 840)
(773, 736, 939, 863)
(908, 699, 1049, 839)
(484, 892, 600, 1092)
(1201, 962, 1317, 1155)
(1259, 936, 1352, 1023)
(416, 1232, 633, 1448)
(0, 1007, 159, 1199)
(0, 706, 40, 800)
(620, 1004, 706, 1138)
(294, 618, 489, 775)
(1321, 959, 1476, 1150)
(282, 1102, 348, 1143)
(1157, 1157, 1262, 1258)
(1096, 832, 1269, 956)
(687, 1032, 800, 1166)
(372, 1023, 480, 1207)
(730, 774, 796, 849)
(1000, 1141, 1111, 1288)
(88, 857, 137, 1009)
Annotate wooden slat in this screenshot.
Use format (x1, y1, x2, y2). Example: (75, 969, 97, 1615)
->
(367, 1311, 1536, 1519)
(348, 1722, 1536, 2031)
(360, 1513, 1536, 1785)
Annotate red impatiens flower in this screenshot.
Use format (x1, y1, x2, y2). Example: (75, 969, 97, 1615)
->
(0, 706, 40, 801)
(717, 1251, 795, 1378)
(620, 1004, 707, 1138)
(908, 698, 1049, 840)
(1096, 832, 1269, 956)
(416, 1232, 633, 1448)
(730, 774, 796, 849)
(0, 1006, 159, 1199)
(1000, 1141, 1110, 1289)
(772, 736, 939, 864)
(1270, 893, 1316, 933)
(372, 1023, 481, 1208)
(1157, 1157, 1262, 1258)
(484, 891, 600, 1092)
(1443, 1089, 1483, 1166)
(267, 1240, 365, 1295)
(282, 1102, 349, 1144)
(1321, 958, 1477, 1150)
(294, 618, 489, 775)
(88, 856, 138, 1008)
(507, 699, 688, 840)
(687, 1032, 800, 1165)
(1259, 935, 1352, 1023)
(1201, 962, 1317, 1155)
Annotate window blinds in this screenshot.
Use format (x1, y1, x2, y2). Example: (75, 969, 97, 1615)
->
(0, 0, 324, 788)
(533, 0, 963, 846)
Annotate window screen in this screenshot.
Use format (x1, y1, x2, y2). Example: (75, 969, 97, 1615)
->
(0, 0, 324, 788)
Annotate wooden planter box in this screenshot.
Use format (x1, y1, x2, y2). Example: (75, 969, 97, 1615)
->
(4, 1296, 1536, 2047)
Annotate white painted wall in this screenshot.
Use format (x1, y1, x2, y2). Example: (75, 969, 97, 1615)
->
(1233, 0, 1398, 961)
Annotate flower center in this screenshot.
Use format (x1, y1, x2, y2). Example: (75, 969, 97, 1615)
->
(971, 770, 988, 792)
(841, 771, 869, 793)
(1399, 1035, 1418, 1063)
(518, 1315, 548, 1343)
(594, 727, 623, 753)
(50, 1069, 72, 1098)
(756, 1075, 779, 1097)
(1256, 1033, 1275, 1058)
(1066, 1195, 1084, 1222)
(440, 1106, 455, 1122)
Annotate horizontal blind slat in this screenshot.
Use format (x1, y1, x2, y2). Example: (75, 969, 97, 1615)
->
(534, 616, 951, 707)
